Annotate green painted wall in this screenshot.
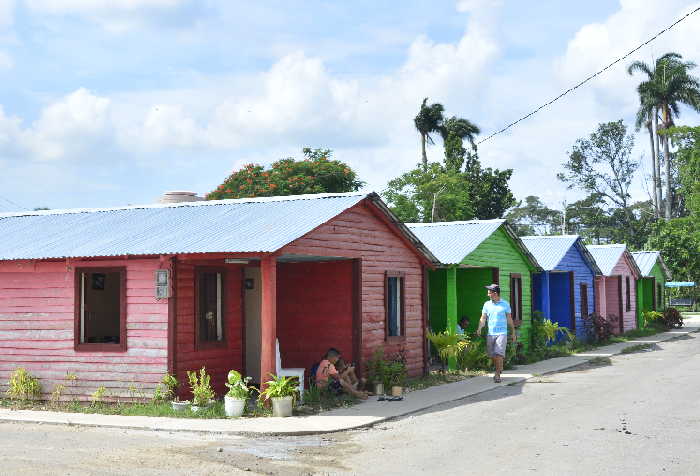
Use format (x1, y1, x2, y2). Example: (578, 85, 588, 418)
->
(462, 228, 535, 349)
(637, 260, 669, 326)
(649, 262, 667, 311)
(428, 268, 448, 333)
(457, 267, 493, 333)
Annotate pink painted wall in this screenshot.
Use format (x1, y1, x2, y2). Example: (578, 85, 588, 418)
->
(0, 258, 169, 401)
(280, 201, 426, 377)
(610, 253, 638, 333)
(604, 277, 622, 332)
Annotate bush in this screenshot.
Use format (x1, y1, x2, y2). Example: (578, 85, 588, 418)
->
(456, 340, 490, 371)
(427, 331, 469, 371)
(642, 310, 664, 328)
(187, 367, 215, 406)
(6, 368, 41, 401)
(662, 307, 684, 329)
(582, 313, 616, 343)
(365, 348, 387, 385)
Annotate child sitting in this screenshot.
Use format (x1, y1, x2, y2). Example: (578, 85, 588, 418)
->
(315, 348, 368, 399)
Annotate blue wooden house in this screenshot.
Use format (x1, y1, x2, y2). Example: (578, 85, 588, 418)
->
(521, 236, 601, 339)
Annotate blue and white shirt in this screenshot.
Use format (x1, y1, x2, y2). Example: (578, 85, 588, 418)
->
(482, 299, 511, 336)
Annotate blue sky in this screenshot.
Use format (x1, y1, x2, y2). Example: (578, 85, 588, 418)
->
(0, 0, 699, 212)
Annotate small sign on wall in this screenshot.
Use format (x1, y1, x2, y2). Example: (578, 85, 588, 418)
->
(155, 269, 170, 299)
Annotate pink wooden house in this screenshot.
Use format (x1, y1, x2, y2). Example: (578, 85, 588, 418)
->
(586, 244, 642, 334)
(0, 192, 436, 400)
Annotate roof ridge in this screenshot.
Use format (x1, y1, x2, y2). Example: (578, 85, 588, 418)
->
(0, 192, 368, 219)
(406, 219, 504, 228)
(520, 235, 579, 239)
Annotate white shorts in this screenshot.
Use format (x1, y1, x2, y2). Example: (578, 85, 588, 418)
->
(487, 334, 507, 357)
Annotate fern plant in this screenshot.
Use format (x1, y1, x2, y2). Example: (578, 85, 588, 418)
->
(541, 319, 573, 344)
(427, 331, 469, 371)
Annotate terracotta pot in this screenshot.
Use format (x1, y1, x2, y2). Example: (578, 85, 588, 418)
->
(390, 386, 403, 397)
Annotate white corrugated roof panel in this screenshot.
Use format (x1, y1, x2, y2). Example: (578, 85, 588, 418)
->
(586, 244, 627, 276)
(407, 220, 504, 265)
(0, 192, 370, 260)
(631, 251, 671, 279)
(520, 235, 580, 271)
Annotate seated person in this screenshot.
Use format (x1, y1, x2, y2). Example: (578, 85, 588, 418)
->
(335, 358, 367, 391)
(316, 348, 368, 400)
(456, 316, 470, 335)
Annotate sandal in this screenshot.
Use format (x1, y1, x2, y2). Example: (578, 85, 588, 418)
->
(494, 375, 502, 383)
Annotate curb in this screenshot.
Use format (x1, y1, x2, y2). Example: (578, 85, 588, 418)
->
(1, 326, 697, 437)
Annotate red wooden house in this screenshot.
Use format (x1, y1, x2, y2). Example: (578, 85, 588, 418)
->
(587, 244, 642, 334)
(0, 192, 436, 400)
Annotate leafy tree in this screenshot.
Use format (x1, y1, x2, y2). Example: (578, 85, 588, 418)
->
(506, 196, 562, 236)
(666, 126, 700, 216)
(414, 98, 446, 170)
(206, 148, 363, 200)
(384, 156, 515, 223)
(647, 217, 700, 287)
(557, 120, 638, 237)
(564, 194, 610, 244)
(628, 52, 700, 219)
(383, 163, 475, 223)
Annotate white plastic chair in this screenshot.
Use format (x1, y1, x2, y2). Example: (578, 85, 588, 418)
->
(276, 338, 305, 399)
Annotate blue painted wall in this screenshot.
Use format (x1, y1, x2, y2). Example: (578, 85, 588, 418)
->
(532, 241, 597, 340)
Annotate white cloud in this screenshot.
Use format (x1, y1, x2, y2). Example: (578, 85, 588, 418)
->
(0, 0, 14, 29)
(22, 88, 111, 160)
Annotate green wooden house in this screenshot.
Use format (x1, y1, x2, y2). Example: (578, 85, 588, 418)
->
(407, 220, 541, 350)
(632, 251, 671, 325)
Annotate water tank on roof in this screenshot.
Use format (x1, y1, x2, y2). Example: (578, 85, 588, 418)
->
(159, 191, 204, 204)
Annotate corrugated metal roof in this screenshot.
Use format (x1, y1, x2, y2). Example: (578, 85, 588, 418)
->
(407, 220, 504, 265)
(631, 251, 671, 279)
(0, 192, 372, 260)
(520, 235, 579, 271)
(406, 220, 541, 270)
(586, 244, 640, 276)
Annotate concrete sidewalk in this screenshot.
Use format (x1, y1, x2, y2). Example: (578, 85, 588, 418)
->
(1, 319, 698, 436)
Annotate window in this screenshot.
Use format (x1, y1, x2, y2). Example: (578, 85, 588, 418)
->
(385, 271, 405, 338)
(580, 283, 589, 319)
(509, 274, 523, 325)
(75, 268, 126, 351)
(196, 269, 225, 346)
(625, 276, 631, 312)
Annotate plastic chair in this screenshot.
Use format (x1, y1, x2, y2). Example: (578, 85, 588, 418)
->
(276, 338, 305, 399)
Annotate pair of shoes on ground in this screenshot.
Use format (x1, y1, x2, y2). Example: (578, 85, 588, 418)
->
(377, 395, 403, 401)
(493, 375, 502, 383)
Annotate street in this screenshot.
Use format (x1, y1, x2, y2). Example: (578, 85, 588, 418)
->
(3, 331, 699, 476)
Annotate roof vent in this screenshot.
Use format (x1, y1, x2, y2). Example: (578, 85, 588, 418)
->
(159, 191, 204, 204)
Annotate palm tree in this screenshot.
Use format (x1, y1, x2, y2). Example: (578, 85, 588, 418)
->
(414, 98, 446, 170)
(630, 91, 660, 216)
(441, 116, 481, 151)
(628, 53, 700, 219)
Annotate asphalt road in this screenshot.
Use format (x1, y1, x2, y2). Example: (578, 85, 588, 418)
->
(3, 332, 699, 475)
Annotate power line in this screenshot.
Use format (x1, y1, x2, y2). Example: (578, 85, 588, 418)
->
(477, 5, 700, 146)
(0, 194, 27, 211)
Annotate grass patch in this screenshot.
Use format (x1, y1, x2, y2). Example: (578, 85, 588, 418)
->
(588, 356, 612, 366)
(406, 370, 485, 391)
(299, 385, 360, 414)
(620, 343, 654, 354)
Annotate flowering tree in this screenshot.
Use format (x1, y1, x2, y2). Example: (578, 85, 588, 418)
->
(206, 148, 364, 200)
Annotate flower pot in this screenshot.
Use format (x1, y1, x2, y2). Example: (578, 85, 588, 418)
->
(373, 383, 384, 395)
(171, 400, 190, 412)
(191, 401, 214, 413)
(271, 396, 294, 417)
(224, 396, 246, 417)
(390, 386, 403, 397)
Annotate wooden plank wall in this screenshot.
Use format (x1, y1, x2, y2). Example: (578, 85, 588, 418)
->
(0, 259, 168, 400)
(557, 245, 596, 340)
(174, 261, 244, 398)
(610, 255, 638, 333)
(280, 202, 425, 377)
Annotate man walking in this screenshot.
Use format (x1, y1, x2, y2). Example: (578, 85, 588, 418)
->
(476, 284, 516, 383)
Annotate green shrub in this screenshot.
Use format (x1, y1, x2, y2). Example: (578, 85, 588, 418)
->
(642, 310, 664, 328)
(224, 370, 255, 400)
(427, 331, 469, 370)
(6, 368, 41, 401)
(91, 386, 107, 406)
(187, 367, 215, 406)
(365, 348, 387, 384)
(161, 373, 179, 401)
(456, 340, 490, 371)
(259, 374, 298, 402)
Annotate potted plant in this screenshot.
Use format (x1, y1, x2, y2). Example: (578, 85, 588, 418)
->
(162, 373, 189, 411)
(224, 370, 255, 417)
(386, 360, 407, 397)
(259, 374, 298, 417)
(187, 367, 215, 412)
(366, 348, 386, 395)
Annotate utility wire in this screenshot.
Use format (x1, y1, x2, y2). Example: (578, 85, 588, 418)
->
(477, 5, 700, 146)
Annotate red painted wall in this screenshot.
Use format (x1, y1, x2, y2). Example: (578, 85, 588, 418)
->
(174, 261, 244, 398)
(280, 201, 425, 377)
(276, 261, 353, 371)
(0, 258, 168, 400)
